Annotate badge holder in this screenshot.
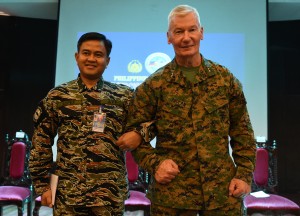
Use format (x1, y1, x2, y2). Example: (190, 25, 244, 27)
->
(92, 106, 106, 132)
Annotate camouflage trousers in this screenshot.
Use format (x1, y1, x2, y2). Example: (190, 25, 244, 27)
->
(150, 201, 242, 216)
(53, 197, 125, 216)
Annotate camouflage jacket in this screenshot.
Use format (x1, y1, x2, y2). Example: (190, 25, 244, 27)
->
(129, 55, 256, 210)
(29, 76, 133, 206)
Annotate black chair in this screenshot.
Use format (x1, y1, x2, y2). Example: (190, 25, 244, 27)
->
(125, 151, 151, 216)
(0, 131, 33, 216)
(243, 140, 300, 215)
(32, 195, 41, 216)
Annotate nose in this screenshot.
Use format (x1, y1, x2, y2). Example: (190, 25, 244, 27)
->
(87, 54, 97, 61)
(182, 31, 191, 41)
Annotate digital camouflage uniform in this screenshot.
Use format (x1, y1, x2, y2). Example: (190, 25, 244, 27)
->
(29, 76, 133, 211)
(128, 55, 256, 212)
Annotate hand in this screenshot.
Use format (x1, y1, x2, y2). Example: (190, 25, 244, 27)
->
(155, 159, 180, 184)
(41, 189, 53, 208)
(116, 131, 142, 151)
(228, 178, 251, 198)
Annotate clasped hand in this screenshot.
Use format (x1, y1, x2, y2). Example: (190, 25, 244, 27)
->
(116, 131, 142, 151)
(41, 189, 53, 208)
(228, 178, 251, 198)
(155, 159, 180, 184)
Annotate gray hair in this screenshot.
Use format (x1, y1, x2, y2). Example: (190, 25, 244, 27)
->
(168, 5, 201, 30)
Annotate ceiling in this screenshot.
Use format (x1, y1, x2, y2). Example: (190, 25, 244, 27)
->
(0, 0, 58, 20)
(269, 0, 300, 21)
(0, 0, 300, 21)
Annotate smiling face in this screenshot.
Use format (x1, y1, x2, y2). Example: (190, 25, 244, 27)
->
(167, 12, 203, 66)
(75, 40, 110, 85)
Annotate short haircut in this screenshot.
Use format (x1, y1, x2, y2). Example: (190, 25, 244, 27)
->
(77, 32, 112, 57)
(168, 5, 201, 30)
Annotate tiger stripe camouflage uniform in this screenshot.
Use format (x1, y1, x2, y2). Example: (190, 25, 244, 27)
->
(29, 76, 133, 210)
(128, 55, 256, 212)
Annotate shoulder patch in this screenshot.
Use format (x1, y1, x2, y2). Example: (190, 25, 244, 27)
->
(33, 106, 42, 123)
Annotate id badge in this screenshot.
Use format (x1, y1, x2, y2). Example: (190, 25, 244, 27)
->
(92, 112, 106, 132)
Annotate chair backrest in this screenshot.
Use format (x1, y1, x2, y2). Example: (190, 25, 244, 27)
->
(126, 151, 139, 183)
(253, 147, 269, 187)
(252, 140, 279, 193)
(10, 141, 26, 179)
(2, 131, 32, 187)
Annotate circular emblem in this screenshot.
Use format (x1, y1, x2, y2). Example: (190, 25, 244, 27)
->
(127, 60, 142, 73)
(145, 52, 171, 74)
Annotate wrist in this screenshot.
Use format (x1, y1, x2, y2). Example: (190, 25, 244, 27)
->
(42, 185, 51, 194)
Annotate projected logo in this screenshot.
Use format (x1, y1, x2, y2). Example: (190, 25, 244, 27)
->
(145, 52, 171, 74)
(127, 60, 143, 73)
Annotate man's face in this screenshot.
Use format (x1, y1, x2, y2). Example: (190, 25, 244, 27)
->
(75, 40, 110, 80)
(167, 12, 203, 59)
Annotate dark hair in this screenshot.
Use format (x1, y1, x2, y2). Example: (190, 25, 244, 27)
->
(77, 32, 112, 57)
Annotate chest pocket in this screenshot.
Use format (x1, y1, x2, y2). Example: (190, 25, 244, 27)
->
(57, 100, 82, 119)
(103, 104, 125, 123)
(159, 94, 192, 120)
(201, 74, 230, 115)
(203, 96, 229, 114)
(202, 95, 229, 133)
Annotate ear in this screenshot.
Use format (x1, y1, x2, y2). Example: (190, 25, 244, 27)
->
(106, 57, 111, 67)
(167, 31, 171, 44)
(75, 52, 79, 61)
(200, 27, 204, 40)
